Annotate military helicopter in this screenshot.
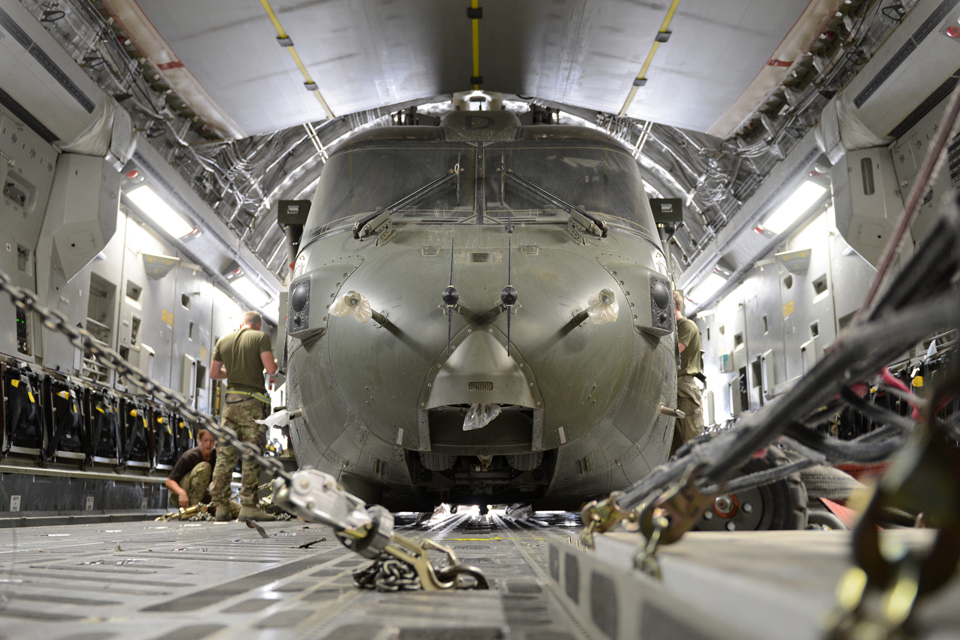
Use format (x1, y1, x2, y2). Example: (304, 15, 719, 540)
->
(283, 93, 677, 511)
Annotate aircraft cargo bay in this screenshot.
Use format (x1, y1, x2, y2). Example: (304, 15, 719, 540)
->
(2, 0, 960, 638)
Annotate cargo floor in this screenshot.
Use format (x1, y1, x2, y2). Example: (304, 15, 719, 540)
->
(8, 512, 960, 640)
(0, 510, 588, 640)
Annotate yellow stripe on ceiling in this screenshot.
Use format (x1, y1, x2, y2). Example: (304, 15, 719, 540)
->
(259, 0, 335, 119)
(471, 0, 481, 90)
(619, 0, 682, 117)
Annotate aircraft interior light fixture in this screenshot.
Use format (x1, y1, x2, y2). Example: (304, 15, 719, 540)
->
(229, 275, 272, 310)
(687, 272, 728, 306)
(127, 185, 198, 239)
(760, 181, 828, 234)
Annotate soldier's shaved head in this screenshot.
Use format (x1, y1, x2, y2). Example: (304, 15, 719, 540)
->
(243, 311, 262, 327)
(673, 291, 684, 315)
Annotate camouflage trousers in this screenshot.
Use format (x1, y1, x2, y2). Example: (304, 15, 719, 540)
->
(210, 397, 267, 508)
(671, 375, 705, 454)
(168, 461, 212, 508)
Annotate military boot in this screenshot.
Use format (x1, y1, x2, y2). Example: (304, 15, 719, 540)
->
(215, 504, 233, 521)
(239, 506, 276, 521)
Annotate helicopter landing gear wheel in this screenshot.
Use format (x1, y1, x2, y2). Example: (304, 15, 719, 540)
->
(693, 448, 808, 532)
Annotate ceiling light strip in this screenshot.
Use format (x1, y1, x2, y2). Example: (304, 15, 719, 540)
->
(618, 0, 681, 116)
(469, 0, 482, 90)
(259, 0, 335, 119)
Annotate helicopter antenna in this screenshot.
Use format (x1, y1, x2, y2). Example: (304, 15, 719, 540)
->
(441, 237, 458, 357)
(501, 237, 519, 357)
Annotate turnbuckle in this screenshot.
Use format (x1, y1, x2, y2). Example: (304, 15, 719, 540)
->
(275, 469, 489, 591)
(380, 533, 489, 591)
(633, 513, 670, 579)
(580, 467, 717, 581)
(580, 492, 634, 548)
(638, 464, 719, 547)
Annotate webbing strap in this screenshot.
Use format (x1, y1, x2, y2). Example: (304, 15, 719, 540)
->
(225, 389, 269, 404)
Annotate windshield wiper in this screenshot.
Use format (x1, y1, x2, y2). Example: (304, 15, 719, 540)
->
(353, 160, 464, 240)
(497, 162, 608, 238)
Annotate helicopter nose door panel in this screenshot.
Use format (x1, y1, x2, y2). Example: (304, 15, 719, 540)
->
(425, 330, 537, 409)
(287, 255, 364, 339)
(418, 326, 545, 453)
(598, 257, 675, 337)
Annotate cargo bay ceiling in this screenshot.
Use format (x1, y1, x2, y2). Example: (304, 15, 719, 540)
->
(13, 0, 928, 291)
(110, 0, 810, 136)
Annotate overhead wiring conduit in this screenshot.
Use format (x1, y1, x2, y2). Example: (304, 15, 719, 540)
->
(619, 0, 681, 116)
(469, 0, 482, 89)
(259, 0, 335, 119)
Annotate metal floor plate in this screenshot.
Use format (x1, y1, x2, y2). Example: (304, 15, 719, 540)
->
(11, 511, 959, 640)
(0, 510, 588, 640)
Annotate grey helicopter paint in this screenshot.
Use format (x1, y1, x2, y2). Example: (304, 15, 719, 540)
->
(285, 107, 678, 510)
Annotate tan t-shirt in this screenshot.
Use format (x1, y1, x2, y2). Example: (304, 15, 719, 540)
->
(212, 328, 272, 394)
(677, 317, 701, 377)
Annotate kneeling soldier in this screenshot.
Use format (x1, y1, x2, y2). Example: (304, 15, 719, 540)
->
(166, 429, 218, 509)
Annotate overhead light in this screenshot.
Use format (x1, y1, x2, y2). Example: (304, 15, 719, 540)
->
(761, 181, 827, 234)
(127, 185, 197, 239)
(687, 272, 728, 305)
(229, 275, 272, 310)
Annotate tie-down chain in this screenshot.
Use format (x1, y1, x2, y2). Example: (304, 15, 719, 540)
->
(0, 269, 487, 591)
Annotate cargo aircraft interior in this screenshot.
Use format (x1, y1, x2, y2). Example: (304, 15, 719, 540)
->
(1, 0, 960, 639)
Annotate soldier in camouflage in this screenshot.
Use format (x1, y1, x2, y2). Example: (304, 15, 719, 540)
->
(166, 429, 217, 508)
(671, 290, 705, 454)
(209, 311, 279, 521)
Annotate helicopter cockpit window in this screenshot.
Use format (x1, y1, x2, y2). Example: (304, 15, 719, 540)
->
(305, 138, 658, 241)
(307, 144, 476, 232)
(484, 143, 657, 237)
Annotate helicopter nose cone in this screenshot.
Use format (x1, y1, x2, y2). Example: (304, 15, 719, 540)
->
(424, 329, 536, 410)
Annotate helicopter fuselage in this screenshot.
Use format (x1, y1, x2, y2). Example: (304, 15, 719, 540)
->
(286, 112, 678, 510)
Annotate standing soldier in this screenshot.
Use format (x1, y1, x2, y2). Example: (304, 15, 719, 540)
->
(672, 291, 704, 453)
(209, 311, 279, 521)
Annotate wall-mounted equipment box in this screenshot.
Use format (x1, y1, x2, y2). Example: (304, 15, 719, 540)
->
(44, 155, 121, 282)
(832, 147, 909, 268)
